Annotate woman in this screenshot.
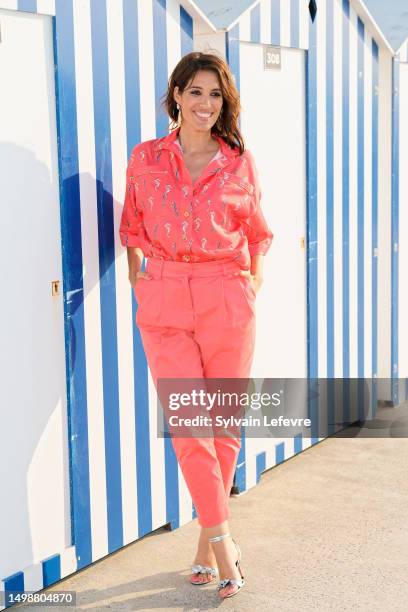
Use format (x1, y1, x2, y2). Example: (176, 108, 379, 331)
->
(119, 51, 273, 599)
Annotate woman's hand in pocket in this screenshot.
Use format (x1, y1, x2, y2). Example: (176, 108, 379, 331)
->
(237, 269, 262, 295)
(129, 268, 151, 289)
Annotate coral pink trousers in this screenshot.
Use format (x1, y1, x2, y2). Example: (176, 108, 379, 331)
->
(134, 257, 256, 527)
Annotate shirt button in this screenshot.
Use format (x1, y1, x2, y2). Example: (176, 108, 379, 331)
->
(183, 255, 191, 262)
(184, 211, 190, 217)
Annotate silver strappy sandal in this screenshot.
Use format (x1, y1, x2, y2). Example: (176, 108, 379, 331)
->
(208, 532, 245, 599)
(190, 564, 218, 585)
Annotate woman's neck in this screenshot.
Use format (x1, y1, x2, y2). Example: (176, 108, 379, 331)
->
(177, 126, 216, 155)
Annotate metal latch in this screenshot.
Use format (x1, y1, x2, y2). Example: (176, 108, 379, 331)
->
(52, 280, 61, 296)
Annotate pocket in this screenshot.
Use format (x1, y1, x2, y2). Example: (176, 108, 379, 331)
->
(223, 274, 255, 325)
(241, 274, 256, 300)
(135, 278, 162, 326)
(134, 277, 146, 301)
(238, 275, 256, 305)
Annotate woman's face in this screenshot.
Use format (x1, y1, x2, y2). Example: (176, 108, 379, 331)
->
(174, 70, 223, 133)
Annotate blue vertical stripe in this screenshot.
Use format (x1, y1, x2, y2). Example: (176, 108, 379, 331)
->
(227, 24, 240, 97)
(4, 572, 24, 608)
(153, 0, 168, 137)
(342, 0, 350, 423)
(391, 58, 400, 404)
(326, 0, 335, 433)
(42, 555, 61, 587)
(250, 4, 261, 44)
(165, 435, 180, 527)
(123, 0, 153, 537)
(54, 0, 92, 570)
(123, 0, 141, 151)
(294, 433, 303, 454)
(90, 0, 123, 554)
(290, 0, 300, 49)
(357, 18, 365, 379)
(372, 40, 379, 411)
(306, 6, 319, 444)
(306, 12, 318, 379)
(256, 451, 266, 483)
(271, 0, 280, 45)
(326, 0, 334, 378)
(180, 6, 193, 56)
(357, 18, 365, 418)
(18, 0, 37, 12)
(275, 442, 285, 465)
(342, 0, 350, 378)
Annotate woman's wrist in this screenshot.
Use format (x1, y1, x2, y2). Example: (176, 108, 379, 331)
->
(250, 254, 264, 291)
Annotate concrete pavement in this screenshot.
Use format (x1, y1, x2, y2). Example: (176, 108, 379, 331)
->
(15, 402, 408, 611)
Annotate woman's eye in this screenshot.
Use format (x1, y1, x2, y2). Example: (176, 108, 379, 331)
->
(190, 91, 221, 97)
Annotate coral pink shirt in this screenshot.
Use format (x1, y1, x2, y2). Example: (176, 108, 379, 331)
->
(119, 127, 273, 268)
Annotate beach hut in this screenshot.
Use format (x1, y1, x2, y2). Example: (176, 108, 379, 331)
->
(194, 0, 396, 485)
(0, 0, 218, 604)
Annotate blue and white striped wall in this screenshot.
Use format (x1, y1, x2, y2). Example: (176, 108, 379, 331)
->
(196, 0, 394, 489)
(1, 0, 216, 605)
(392, 38, 408, 405)
(0, 0, 396, 605)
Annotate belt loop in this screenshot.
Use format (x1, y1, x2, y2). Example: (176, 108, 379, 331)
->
(158, 258, 164, 280)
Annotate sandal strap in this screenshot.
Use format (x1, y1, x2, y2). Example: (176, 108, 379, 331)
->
(208, 532, 231, 543)
(191, 564, 217, 576)
(217, 578, 245, 590)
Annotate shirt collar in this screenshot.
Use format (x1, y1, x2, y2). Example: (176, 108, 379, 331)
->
(153, 126, 240, 160)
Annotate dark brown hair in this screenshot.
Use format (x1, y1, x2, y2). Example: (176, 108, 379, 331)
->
(161, 51, 245, 155)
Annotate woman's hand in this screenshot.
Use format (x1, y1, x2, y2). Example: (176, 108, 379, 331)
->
(127, 247, 147, 288)
(237, 269, 263, 294)
(129, 268, 151, 288)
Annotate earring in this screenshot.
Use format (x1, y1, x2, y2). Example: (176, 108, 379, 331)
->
(176, 103, 182, 126)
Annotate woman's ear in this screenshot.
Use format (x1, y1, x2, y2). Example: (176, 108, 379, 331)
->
(173, 85, 180, 105)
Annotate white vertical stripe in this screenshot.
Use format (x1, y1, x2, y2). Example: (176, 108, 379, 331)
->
(279, 0, 291, 48)
(349, 7, 358, 377)
(0, 1, 18, 10)
(364, 29, 372, 378)
(178, 467, 193, 525)
(138, 0, 156, 141)
(238, 9, 251, 42)
(36, 0, 55, 16)
(23, 563, 43, 592)
(399, 63, 408, 377)
(333, 0, 343, 377)
(299, 0, 309, 50)
(166, 0, 181, 132)
(259, 0, 271, 45)
(316, 0, 327, 377)
(106, 0, 139, 545)
(72, 0, 108, 560)
(60, 546, 77, 578)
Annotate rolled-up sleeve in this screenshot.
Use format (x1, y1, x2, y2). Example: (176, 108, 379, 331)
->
(119, 154, 146, 248)
(241, 151, 273, 256)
